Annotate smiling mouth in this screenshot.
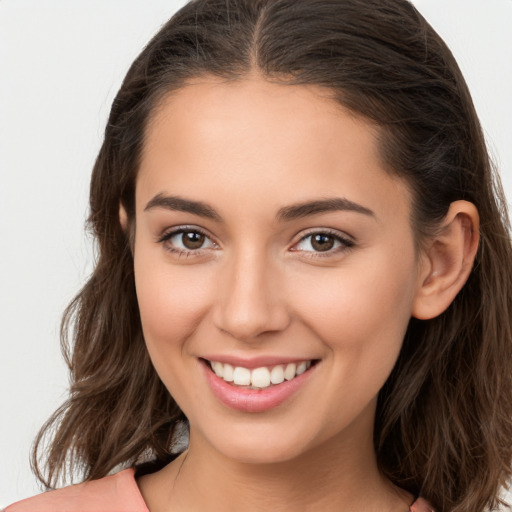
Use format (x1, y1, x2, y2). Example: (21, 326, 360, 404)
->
(204, 359, 318, 390)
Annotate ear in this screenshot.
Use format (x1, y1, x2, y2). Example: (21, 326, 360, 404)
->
(119, 202, 128, 231)
(412, 200, 480, 320)
(119, 202, 136, 253)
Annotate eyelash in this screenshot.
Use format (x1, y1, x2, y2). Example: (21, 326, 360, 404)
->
(157, 226, 355, 259)
(292, 229, 355, 258)
(157, 226, 216, 258)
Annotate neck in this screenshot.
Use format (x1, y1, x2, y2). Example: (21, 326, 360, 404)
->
(184, 433, 384, 511)
(139, 413, 411, 512)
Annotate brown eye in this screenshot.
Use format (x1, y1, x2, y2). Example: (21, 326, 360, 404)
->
(293, 230, 354, 256)
(160, 227, 216, 255)
(182, 230, 205, 249)
(311, 233, 335, 252)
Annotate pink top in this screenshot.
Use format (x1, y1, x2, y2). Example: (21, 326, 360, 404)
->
(5, 468, 434, 511)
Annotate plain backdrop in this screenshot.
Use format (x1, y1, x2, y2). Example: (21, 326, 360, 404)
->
(1, 0, 511, 506)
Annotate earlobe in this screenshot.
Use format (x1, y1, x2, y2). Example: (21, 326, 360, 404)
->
(412, 200, 480, 320)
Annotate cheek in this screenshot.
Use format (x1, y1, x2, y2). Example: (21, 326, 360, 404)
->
(287, 255, 417, 429)
(300, 277, 412, 332)
(133, 250, 215, 409)
(290, 250, 417, 369)
(134, 247, 213, 351)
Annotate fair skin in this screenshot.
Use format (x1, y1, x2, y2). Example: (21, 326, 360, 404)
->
(127, 76, 479, 512)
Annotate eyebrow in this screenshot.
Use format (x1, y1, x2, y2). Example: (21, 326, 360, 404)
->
(276, 197, 374, 221)
(144, 193, 375, 222)
(144, 193, 223, 221)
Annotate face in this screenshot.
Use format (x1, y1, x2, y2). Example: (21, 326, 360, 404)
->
(133, 77, 425, 464)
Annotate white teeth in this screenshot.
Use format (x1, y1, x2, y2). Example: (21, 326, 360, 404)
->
(223, 363, 234, 382)
(233, 366, 251, 386)
(212, 361, 223, 378)
(251, 367, 271, 388)
(270, 365, 285, 385)
(284, 363, 296, 381)
(296, 362, 307, 375)
(209, 360, 313, 389)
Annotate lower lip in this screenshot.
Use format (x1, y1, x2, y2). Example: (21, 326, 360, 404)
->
(201, 360, 317, 413)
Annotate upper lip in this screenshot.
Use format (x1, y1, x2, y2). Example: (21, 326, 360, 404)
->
(200, 355, 317, 369)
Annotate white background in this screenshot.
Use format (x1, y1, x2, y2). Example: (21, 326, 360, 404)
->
(1, 0, 511, 507)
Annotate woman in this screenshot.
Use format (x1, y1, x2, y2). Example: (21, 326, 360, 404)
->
(5, 0, 512, 511)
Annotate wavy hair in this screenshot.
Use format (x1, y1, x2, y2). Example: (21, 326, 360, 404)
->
(32, 1, 512, 510)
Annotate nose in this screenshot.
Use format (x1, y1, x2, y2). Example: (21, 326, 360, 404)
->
(212, 248, 291, 342)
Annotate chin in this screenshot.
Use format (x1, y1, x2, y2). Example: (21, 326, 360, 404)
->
(219, 438, 307, 465)
(192, 419, 324, 466)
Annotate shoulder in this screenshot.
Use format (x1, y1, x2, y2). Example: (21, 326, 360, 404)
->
(4, 468, 148, 512)
(410, 496, 435, 512)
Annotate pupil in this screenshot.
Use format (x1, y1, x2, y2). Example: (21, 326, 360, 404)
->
(183, 231, 205, 249)
(312, 234, 334, 252)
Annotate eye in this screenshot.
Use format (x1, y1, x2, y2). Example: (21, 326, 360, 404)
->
(292, 230, 354, 256)
(158, 227, 217, 256)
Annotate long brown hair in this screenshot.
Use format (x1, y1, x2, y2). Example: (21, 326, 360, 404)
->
(32, 1, 512, 510)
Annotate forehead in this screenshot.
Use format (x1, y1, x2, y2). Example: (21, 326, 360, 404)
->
(137, 76, 410, 223)
(147, 76, 345, 129)
(144, 77, 375, 157)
